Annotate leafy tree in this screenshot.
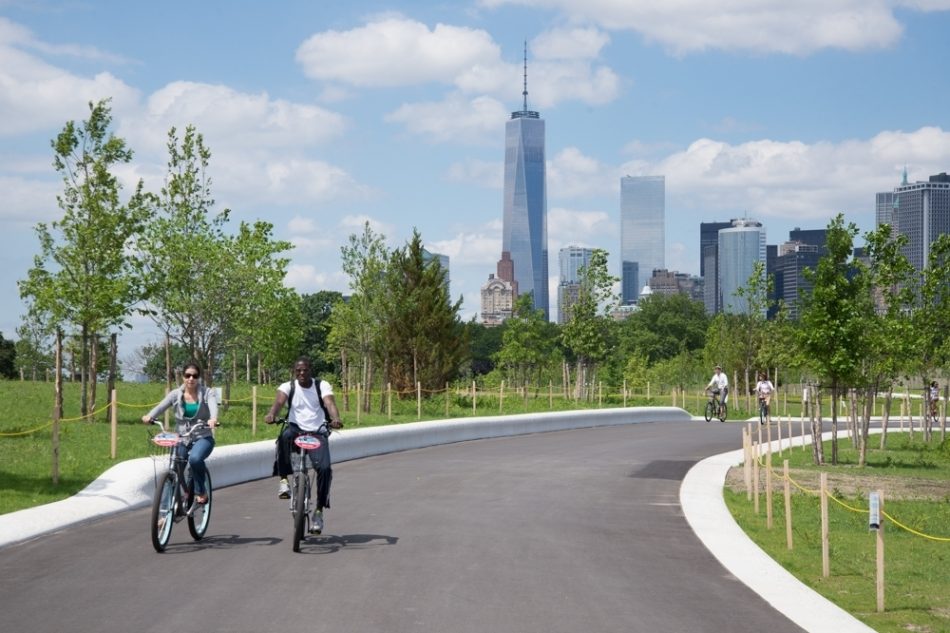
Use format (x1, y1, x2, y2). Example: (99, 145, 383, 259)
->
(300, 291, 344, 377)
(910, 233, 950, 440)
(466, 320, 504, 377)
(862, 224, 914, 456)
(496, 293, 556, 391)
(18, 99, 148, 413)
(135, 342, 192, 382)
(0, 332, 15, 379)
(618, 292, 708, 364)
(138, 126, 294, 382)
(561, 249, 618, 400)
(799, 214, 867, 465)
(14, 314, 53, 381)
(384, 230, 467, 395)
(328, 222, 390, 411)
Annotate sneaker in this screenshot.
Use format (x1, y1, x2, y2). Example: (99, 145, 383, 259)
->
(277, 479, 290, 499)
(310, 509, 324, 534)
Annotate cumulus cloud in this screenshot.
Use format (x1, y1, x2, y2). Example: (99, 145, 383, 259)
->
(640, 126, 950, 220)
(0, 18, 139, 136)
(296, 17, 502, 87)
(476, 0, 941, 55)
(295, 16, 621, 139)
(427, 229, 502, 266)
(285, 264, 349, 294)
(548, 206, 615, 250)
(446, 158, 504, 189)
(386, 94, 507, 144)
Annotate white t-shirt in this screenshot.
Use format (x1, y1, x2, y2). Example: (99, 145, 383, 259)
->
(278, 379, 334, 432)
(708, 372, 728, 390)
(756, 380, 775, 398)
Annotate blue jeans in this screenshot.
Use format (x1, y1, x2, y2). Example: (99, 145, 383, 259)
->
(182, 436, 214, 495)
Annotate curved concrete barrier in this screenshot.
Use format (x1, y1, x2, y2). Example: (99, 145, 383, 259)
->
(0, 406, 689, 549)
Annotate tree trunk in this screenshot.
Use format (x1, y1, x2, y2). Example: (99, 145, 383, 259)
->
(89, 332, 98, 419)
(79, 327, 89, 417)
(830, 383, 839, 466)
(879, 388, 892, 449)
(105, 333, 117, 422)
(811, 386, 825, 465)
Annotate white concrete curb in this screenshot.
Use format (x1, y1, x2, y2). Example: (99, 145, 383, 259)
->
(0, 406, 689, 549)
(680, 430, 877, 633)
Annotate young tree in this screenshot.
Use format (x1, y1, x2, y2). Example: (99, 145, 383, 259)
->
(384, 230, 467, 395)
(300, 291, 344, 377)
(798, 214, 867, 465)
(561, 249, 618, 400)
(496, 293, 554, 391)
(18, 99, 148, 413)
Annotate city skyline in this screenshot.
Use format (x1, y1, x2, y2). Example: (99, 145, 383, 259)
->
(620, 175, 665, 303)
(1, 2, 949, 352)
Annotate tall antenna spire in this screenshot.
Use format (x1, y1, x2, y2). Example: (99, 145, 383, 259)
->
(522, 40, 528, 111)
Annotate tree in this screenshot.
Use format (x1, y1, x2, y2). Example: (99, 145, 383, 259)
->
(619, 292, 708, 364)
(496, 293, 556, 390)
(384, 230, 467, 395)
(0, 332, 15, 379)
(466, 320, 505, 377)
(561, 249, 618, 400)
(19, 99, 148, 413)
(138, 126, 295, 382)
(328, 222, 390, 412)
(300, 291, 344, 377)
(798, 214, 867, 465)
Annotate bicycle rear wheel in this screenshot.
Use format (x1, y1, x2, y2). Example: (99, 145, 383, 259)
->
(150, 472, 176, 552)
(188, 471, 212, 540)
(704, 401, 714, 422)
(292, 472, 307, 552)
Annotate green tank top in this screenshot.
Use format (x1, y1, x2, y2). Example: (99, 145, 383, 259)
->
(183, 400, 199, 418)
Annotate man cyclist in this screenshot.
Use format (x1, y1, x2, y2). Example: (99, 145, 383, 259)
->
(705, 365, 729, 411)
(265, 356, 343, 534)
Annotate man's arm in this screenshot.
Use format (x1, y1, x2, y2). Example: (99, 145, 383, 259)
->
(264, 390, 289, 424)
(323, 394, 344, 429)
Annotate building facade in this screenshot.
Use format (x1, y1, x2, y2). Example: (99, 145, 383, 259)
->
(893, 172, 950, 271)
(620, 175, 665, 304)
(557, 246, 594, 324)
(502, 70, 549, 319)
(480, 274, 515, 326)
(718, 219, 766, 315)
(699, 221, 732, 315)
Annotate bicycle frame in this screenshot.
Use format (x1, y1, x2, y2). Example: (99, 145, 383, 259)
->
(290, 433, 321, 552)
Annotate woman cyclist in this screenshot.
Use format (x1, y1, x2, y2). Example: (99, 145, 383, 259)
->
(142, 361, 219, 504)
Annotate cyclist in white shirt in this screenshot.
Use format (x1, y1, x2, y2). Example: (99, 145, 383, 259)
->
(755, 372, 775, 425)
(706, 365, 729, 404)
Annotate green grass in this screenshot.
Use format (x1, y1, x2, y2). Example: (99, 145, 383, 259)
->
(0, 380, 691, 515)
(727, 432, 950, 633)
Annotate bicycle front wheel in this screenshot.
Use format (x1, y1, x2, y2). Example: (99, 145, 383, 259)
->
(719, 403, 728, 423)
(151, 472, 176, 552)
(188, 471, 212, 541)
(292, 473, 307, 552)
(704, 401, 714, 422)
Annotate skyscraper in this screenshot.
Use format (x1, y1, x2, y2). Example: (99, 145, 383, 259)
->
(893, 172, 950, 271)
(700, 220, 732, 315)
(557, 246, 593, 324)
(718, 219, 766, 315)
(502, 47, 549, 319)
(620, 175, 665, 303)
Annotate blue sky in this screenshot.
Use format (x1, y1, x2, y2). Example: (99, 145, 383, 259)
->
(2, 1, 950, 364)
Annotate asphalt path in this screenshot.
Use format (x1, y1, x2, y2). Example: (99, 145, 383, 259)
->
(0, 420, 807, 633)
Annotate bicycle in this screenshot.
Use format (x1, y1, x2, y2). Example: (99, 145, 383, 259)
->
(148, 419, 213, 553)
(273, 418, 325, 552)
(704, 389, 727, 423)
(758, 397, 770, 426)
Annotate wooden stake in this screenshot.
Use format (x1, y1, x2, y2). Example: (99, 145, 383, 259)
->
(766, 449, 773, 529)
(753, 442, 760, 515)
(821, 472, 830, 578)
(110, 388, 118, 460)
(876, 490, 885, 613)
(417, 382, 421, 420)
(251, 385, 257, 436)
(784, 459, 793, 549)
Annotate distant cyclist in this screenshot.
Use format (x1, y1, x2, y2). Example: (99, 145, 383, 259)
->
(755, 372, 775, 425)
(705, 365, 729, 406)
(929, 380, 940, 421)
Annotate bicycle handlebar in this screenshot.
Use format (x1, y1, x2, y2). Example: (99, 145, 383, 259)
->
(147, 418, 214, 437)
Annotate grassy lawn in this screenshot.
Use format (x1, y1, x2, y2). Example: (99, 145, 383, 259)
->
(1, 380, 691, 515)
(726, 432, 950, 633)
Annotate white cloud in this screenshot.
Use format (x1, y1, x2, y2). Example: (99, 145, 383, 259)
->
(477, 0, 934, 55)
(640, 126, 950, 221)
(547, 147, 617, 198)
(446, 158, 503, 189)
(0, 175, 60, 223)
(427, 230, 501, 265)
(285, 264, 349, 294)
(386, 94, 507, 144)
(532, 27, 610, 60)
(548, 206, 614, 250)
(121, 81, 346, 155)
(296, 17, 502, 87)
(338, 215, 397, 242)
(0, 19, 139, 136)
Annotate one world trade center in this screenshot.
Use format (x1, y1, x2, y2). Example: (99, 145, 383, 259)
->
(501, 47, 549, 320)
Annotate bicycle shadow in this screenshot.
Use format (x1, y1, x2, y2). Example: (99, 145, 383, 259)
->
(293, 533, 399, 555)
(158, 534, 282, 553)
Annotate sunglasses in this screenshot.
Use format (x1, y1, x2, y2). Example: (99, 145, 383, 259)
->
(184, 373, 199, 379)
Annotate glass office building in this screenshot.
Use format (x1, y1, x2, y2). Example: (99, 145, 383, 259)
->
(893, 172, 950, 271)
(718, 220, 766, 315)
(502, 95, 549, 319)
(620, 175, 665, 303)
(557, 246, 593, 324)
